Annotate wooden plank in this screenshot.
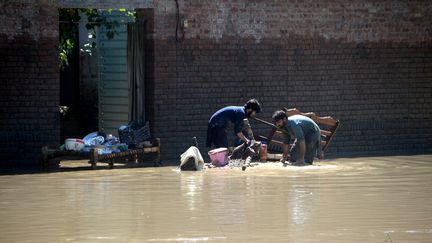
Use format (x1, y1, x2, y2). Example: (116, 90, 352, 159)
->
(102, 113, 128, 121)
(258, 135, 283, 146)
(99, 40, 127, 49)
(322, 121, 339, 152)
(143, 147, 159, 153)
(101, 58, 127, 65)
(102, 80, 128, 89)
(102, 64, 127, 73)
(101, 88, 128, 97)
(101, 104, 128, 113)
(311, 116, 338, 127)
(320, 130, 332, 137)
(101, 120, 127, 128)
(100, 97, 128, 106)
(100, 49, 126, 58)
(97, 11, 131, 134)
(98, 33, 128, 41)
(282, 107, 339, 127)
(101, 73, 127, 81)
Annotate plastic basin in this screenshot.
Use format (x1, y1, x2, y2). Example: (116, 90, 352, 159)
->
(208, 147, 229, 167)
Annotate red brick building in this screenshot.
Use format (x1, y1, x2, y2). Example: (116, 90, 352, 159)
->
(1, 0, 431, 167)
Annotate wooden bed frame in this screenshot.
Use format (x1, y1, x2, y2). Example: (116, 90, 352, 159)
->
(41, 138, 161, 169)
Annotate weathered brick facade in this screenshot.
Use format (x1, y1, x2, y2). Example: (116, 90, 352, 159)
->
(151, 1, 432, 162)
(0, 1, 60, 167)
(1, 0, 431, 166)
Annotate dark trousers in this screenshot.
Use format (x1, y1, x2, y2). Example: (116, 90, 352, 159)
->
(206, 125, 228, 148)
(289, 132, 321, 164)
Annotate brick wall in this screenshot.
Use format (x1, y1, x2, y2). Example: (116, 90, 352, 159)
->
(59, 0, 153, 9)
(1, 0, 431, 167)
(0, 1, 60, 167)
(150, 0, 432, 163)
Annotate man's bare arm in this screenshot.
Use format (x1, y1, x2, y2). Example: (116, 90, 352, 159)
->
(236, 132, 249, 144)
(281, 143, 290, 162)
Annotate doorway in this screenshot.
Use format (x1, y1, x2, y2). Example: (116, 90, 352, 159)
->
(59, 8, 153, 141)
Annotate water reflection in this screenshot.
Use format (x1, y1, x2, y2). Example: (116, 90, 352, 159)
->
(0, 155, 431, 242)
(289, 188, 312, 226)
(180, 172, 204, 211)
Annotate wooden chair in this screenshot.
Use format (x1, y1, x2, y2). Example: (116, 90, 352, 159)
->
(252, 108, 339, 160)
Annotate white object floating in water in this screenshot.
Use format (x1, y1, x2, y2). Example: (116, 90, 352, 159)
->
(180, 146, 205, 171)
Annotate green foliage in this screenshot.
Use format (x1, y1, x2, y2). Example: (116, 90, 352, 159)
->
(59, 9, 79, 68)
(59, 105, 69, 116)
(59, 8, 136, 69)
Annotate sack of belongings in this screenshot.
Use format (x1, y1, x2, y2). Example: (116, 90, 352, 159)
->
(179, 146, 204, 171)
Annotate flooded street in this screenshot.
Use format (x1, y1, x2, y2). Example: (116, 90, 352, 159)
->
(1, 155, 431, 242)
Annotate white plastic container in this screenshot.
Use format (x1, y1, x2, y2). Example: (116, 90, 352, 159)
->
(64, 138, 85, 151)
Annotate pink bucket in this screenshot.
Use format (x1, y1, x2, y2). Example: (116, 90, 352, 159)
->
(208, 147, 229, 167)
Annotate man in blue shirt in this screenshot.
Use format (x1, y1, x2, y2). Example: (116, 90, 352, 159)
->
(272, 110, 321, 165)
(206, 99, 261, 148)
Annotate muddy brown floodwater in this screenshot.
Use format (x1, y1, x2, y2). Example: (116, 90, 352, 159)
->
(1, 155, 431, 242)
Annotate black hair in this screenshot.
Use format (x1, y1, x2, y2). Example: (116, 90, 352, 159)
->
(272, 110, 287, 121)
(244, 98, 261, 113)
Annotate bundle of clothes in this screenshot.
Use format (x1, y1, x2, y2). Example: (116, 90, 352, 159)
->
(62, 121, 152, 155)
